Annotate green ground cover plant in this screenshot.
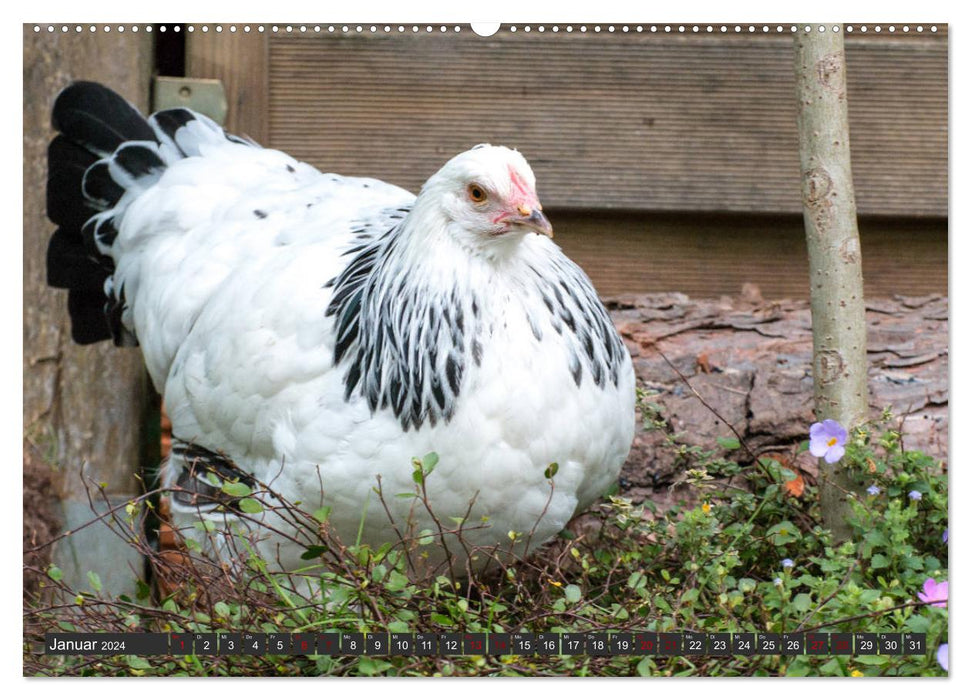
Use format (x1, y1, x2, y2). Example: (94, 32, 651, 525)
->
(24, 394, 948, 677)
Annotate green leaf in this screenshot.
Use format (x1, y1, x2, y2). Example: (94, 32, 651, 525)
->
(865, 530, 890, 547)
(717, 436, 741, 450)
(792, 593, 813, 612)
(422, 452, 439, 471)
(387, 619, 410, 634)
(371, 564, 388, 582)
(854, 655, 890, 666)
(819, 658, 844, 676)
(564, 584, 582, 603)
(300, 545, 329, 561)
(221, 481, 252, 498)
(238, 497, 263, 514)
(313, 506, 332, 522)
(636, 656, 655, 676)
(905, 614, 931, 633)
(431, 613, 452, 626)
(357, 657, 393, 675)
(870, 553, 889, 569)
(86, 571, 102, 593)
(611, 605, 630, 621)
(126, 656, 152, 670)
(768, 520, 801, 545)
(601, 480, 620, 497)
(544, 462, 559, 479)
(214, 601, 232, 618)
(47, 565, 63, 582)
(902, 555, 924, 571)
(785, 658, 812, 676)
(385, 570, 410, 592)
(738, 578, 757, 593)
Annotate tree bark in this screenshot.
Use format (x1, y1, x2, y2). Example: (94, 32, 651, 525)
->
(793, 26, 870, 541)
(23, 26, 154, 596)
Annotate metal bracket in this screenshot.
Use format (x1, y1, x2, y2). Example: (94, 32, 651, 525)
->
(152, 77, 227, 125)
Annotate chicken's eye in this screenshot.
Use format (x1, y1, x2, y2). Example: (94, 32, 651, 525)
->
(467, 183, 488, 204)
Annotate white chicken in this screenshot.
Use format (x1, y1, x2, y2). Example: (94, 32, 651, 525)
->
(46, 81, 635, 579)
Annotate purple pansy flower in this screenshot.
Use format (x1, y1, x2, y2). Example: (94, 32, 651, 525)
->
(908, 490, 922, 501)
(918, 578, 948, 608)
(809, 420, 847, 464)
(937, 643, 948, 672)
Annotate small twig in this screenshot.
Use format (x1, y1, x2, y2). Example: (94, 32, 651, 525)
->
(24, 480, 168, 555)
(652, 346, 757, 463)
(521, 478, 556, 561)
(417, 471, 458, 583)
(372, 475, 417, 575)
(797, 599, 943, 634)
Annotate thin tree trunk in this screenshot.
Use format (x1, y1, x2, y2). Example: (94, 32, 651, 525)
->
(793, 26, 869, 541)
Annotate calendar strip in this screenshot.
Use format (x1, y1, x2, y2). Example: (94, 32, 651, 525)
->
(43, 631, 926, 657)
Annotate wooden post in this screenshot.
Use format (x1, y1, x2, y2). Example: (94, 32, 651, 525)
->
(23, 25, 154, 597)
(793, 26, 869, 541)
(187, 30, 269, 144)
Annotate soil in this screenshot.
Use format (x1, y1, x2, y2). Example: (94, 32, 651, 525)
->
(608, 288, 948, 512)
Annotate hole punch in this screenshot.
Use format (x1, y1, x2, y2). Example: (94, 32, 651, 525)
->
(472, 22, 502, 36)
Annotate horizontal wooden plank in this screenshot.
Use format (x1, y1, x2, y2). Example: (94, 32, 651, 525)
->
(548, 211, 947, 299)
(266, 30, 946, 217)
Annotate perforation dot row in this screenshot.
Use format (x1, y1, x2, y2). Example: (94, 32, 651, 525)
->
(32, 24, 941, 35)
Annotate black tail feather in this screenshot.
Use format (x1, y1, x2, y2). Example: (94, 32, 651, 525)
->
(114, 141, 166, 179)
(46, 228, 110, 290)
(47, 82, 158, 346)
(67, 288, 113, 344)
(51, 81, 156, 157)
(47, 82, 242, 347)
(46, 135, 98, 230)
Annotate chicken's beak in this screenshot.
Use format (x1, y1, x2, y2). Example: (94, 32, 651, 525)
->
(510, 203, 554, 238)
